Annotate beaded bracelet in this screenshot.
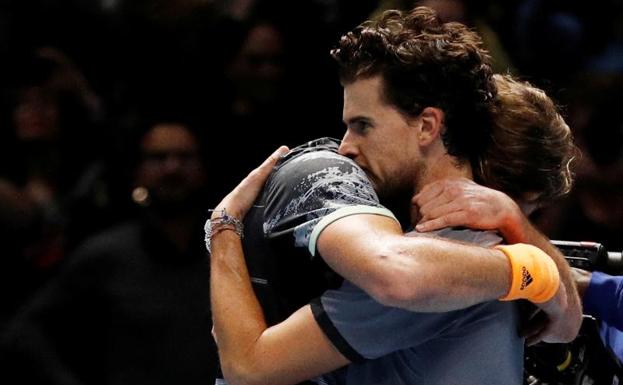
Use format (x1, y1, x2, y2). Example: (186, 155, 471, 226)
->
(204, 208, 244, 254)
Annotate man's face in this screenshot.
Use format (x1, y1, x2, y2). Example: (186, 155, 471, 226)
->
(136, 123, 206, 210)
(338, 76, 424, 200)
(229, 23, 286, 106)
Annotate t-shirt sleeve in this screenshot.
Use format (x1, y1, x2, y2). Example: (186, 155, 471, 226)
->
(263, 149, 396, 258)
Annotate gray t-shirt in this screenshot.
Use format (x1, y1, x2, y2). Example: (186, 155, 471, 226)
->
(311, 229, 523, 385)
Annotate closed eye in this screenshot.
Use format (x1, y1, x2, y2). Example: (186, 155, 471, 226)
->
(346, 118, 373, 134)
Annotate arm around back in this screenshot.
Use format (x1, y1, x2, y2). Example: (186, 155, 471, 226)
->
(413, 178, 582, 342)
(315, 213, 511, 312)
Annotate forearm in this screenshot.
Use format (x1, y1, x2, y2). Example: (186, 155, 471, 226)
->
(316, 215, 511, 312)
(210, 231, 268, 385)
(210, 231, 347, 385)
(505, 215, 582, 334)
(379, 236, 511, 311)
(507, 216, 580, 305)
(412, 178, 581, 342)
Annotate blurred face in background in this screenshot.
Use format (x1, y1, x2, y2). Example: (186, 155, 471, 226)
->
(13, 86, 60, 141)
(135, 123, 206, 213)
(228, 23, 286, 109)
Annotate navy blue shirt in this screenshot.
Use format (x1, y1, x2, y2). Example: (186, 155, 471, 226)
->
(584, 271, 623, 361)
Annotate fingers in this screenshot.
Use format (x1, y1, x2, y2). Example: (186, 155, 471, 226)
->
(413, 179, 474, 218)
(261, 145, 290, 172)
(242, 146, 289, 184)
(216, 146, 289, 219)
(419, 199, 464, 222)
(520, 309, 576, 345)
(521, 311, 549, 346)
(413, 180, 446, 207)
(235, 146, 289, 195)
(526, 331, 546, 346)
(570, 268, 591, 298)
(416, 193, 480, 232)
(414, 177, 475, 205)
(416, 211, 468, 232)
(415, 186, 465, 226)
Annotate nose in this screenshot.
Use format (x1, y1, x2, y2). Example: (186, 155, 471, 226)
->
(338, 130, 358, 159)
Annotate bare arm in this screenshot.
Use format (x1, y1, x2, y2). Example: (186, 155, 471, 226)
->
(209, 147, 349, 385)
(501, 212, 582, 344)
(315, 213, 511, 312)
(413, 178, 582, 343)
(210, 150, 572, 384)
(571, 267, 591, 299)
(218, 153, 553, 316)
(211, 231, 349, 385)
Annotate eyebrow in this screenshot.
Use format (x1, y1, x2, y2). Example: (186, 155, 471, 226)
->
(343, 115, 373, 125)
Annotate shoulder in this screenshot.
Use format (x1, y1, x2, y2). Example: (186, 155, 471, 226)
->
(261, 138, 386, 250)
(269, 138, 370, 191)
(266, 137, 380, 214)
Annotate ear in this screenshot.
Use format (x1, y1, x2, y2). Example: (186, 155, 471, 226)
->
(417, 107, 445, 146)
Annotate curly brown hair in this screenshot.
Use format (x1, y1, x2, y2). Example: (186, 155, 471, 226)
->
(331, 6, 496, 167)
(477, 74, 577, 204)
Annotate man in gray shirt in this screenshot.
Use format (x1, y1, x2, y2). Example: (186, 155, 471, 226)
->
(208, 6, 580, 385)
(312, 228, 522, 385)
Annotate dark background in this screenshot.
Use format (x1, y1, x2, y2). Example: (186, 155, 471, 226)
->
(0, 0, 622, 368)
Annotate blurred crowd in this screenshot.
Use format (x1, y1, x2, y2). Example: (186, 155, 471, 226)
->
(0, 0, 622, 384)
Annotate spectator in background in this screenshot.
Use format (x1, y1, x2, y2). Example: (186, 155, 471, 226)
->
(0, 120, 218, 385)
(225, 19, 287, 124)
(216, 16, 338, 193)
(0, 47, 108, 326)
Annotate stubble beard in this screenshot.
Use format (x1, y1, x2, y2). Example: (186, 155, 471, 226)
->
(376, 161, 424, 230)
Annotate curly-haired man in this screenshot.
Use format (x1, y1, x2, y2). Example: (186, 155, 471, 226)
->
(209, 7, 581, 385)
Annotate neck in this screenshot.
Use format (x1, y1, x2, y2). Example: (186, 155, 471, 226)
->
(411, 152, 473, 225)
(419, 157, 473, 190)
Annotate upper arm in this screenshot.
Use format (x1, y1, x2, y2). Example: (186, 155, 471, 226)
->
(222, 305, 350, 385)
